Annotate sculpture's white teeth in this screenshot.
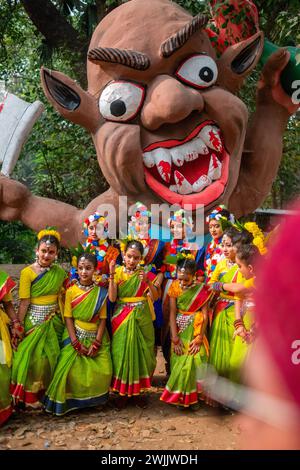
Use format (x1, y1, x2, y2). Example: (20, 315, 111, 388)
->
(208, 153, 222, 181)
(174, 170, 193, 195)
(143, 151, 155, 168)
(152, 148, 171, 183)
(183, 137, 209, 162)
(169, 184, 179, 193)
(199, 125, 223, 152)
(192, 174, 212, 193)
(194, 137, 209, 155)
(170, 147, 185, 167)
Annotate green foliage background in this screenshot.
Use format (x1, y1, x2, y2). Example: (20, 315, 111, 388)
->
(0, 0, 299, 262)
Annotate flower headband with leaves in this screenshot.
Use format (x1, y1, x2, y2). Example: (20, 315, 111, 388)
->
(206, 205, 235, 225)
(37, 227, 61, 242)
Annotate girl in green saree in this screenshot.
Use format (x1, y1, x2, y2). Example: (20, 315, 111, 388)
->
(11, 229, 66, 407)
(44, 253, 112, 415)
(160, 258, 211, 409)
(208, 227, 244, 378)
(109, 240, 158, 408)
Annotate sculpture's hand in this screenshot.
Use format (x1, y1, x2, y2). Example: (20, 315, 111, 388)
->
(258, 48, 299, 115)
(0, 174, 31, 220)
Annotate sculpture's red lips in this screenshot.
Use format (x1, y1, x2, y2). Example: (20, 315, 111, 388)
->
(142, 120, 229, 209)
(143, 120, 216, 152)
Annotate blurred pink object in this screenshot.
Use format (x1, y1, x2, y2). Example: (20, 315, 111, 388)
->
(255, 199, 300, 407)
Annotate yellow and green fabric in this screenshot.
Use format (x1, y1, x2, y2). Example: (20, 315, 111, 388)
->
(161, 280, 211, 407)
(111, 266, 156, 396)
(11, 265, 66, 406)
(208, 259, 243, 378)
(43, 284, 112, 415)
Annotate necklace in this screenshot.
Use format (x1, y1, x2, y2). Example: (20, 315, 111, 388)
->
(226, 259, 236, 268)
(34, 261, 52, 273)
(179, 280, 197, 291)
(77, 280, 95, 291)
(123, 266, 137, 275)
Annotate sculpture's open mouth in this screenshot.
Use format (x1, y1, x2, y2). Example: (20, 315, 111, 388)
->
(143, 120, 229, 209)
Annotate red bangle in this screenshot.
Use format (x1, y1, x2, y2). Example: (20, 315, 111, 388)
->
(91, 340, 101, 351)
(234, 319, 244, 330)
(71, 339, 83, 352)
(171, 337, 180, 345)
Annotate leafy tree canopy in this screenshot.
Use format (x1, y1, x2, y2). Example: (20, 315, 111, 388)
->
(0, 0, 299, 262)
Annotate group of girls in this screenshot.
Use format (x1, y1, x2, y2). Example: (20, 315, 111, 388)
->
(0, 205, 266, 426)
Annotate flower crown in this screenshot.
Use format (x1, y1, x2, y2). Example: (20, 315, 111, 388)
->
(128, 202, 151, 238)
(37, 227, 61, 242)
(130, 202, 151, 221)
(168, 209, 186, 226)
(206, 205, 235, 226)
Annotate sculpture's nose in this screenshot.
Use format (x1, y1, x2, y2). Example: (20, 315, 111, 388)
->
(141, 75, 204, 130)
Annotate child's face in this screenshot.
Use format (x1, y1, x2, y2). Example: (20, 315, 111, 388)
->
(177, 269, 194, 288)
(236, 256, 253, 280)
(170, 221, 185, 240)
(124, 248, 142, 270)
(88, 221, 99, 240)
(37, 242, 57, 267)
(77, 259, 95, 283)
(222, 235, 236, 261)
(209, 220, 223, 240)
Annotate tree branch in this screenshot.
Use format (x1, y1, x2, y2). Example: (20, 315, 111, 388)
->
(20, 0, 84, 52)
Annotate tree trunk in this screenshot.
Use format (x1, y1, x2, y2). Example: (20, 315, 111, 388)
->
(20, 0, 88, 85)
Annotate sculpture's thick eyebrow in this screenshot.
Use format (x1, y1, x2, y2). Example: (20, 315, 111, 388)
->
(160, 14, 208, 58)
(87, 47, 150, 71)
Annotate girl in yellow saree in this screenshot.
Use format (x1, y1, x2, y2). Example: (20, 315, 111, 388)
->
(109, 240, 158, 408)
(11, 229, 66, 407)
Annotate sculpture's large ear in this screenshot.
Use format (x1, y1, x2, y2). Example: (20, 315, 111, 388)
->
(40, 67, 101, 133)
(217, 32, 264, 94)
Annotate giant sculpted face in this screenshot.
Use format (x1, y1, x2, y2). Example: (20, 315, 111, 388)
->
(0, 0, 296, 245)
(43, 0, 259, 210)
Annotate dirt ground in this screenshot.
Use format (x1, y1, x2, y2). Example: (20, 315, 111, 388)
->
(0, 264, 240, 451)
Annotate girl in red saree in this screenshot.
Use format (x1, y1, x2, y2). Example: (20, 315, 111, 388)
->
(0, 270, 17, 425)
(109, 240, 158, 408)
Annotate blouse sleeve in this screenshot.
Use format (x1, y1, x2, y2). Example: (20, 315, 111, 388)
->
(168, 280, 181, 298)
(19, 267, 35, 299)
(64, 288, 73, 318)
(113, 266, 123, 285)
(208, 261, 222, 284)
(98, 302, 107, 319)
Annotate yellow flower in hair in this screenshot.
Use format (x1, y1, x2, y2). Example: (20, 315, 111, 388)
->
(253, 236, 267, 255)
(71, 256, 78, 268)
(180, 252, 195, 260)
(244, 222, 263, 239)
(120, 241, 127, 254)
(37, 228, 61, 242)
